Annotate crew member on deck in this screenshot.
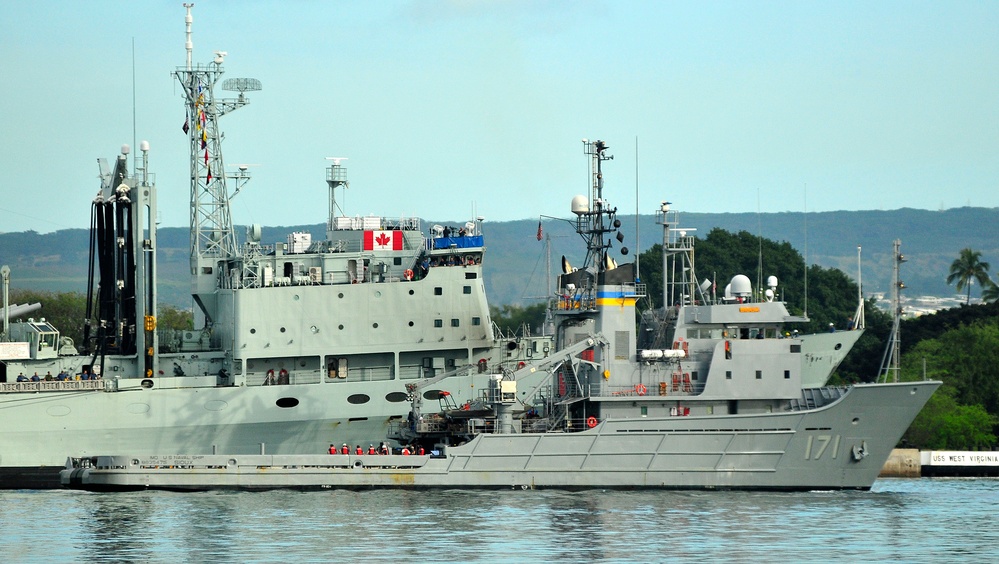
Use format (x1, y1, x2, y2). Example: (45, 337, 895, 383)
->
(368, 444, 377, 455)
(355, 445, 363, 455)
(340, 443, 349, 455)
(329, 444, 337, 455)
(16, 373, 27, 382)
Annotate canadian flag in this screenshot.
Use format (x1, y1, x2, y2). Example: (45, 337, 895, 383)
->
(363, 230, 403, 251)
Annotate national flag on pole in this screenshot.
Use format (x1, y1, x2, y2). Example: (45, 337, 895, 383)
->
(536, 221, 543, 241)
(182, 115, 190, 134)
(363, 230, 403, 251)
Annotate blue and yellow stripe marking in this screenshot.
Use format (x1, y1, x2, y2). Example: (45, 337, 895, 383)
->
(596, 290, 637, 307)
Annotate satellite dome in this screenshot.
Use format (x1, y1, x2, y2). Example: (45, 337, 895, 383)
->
(730, 274, 752, 297)
(571, 195, 589, 215)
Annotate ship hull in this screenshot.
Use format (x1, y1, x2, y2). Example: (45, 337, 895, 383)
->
(0, 371, 535, 488)
(61, 381, 938, 491)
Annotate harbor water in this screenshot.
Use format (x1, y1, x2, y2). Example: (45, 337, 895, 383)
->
(2, 479, 996, 562)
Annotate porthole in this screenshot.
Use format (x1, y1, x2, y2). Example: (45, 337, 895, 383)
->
(338, 324, 344, 330)
(851, 417, 860, 425)
(293, 294, 300, 301)
(834, 343, 842, 350)
(250, 328, 256, 334)
(280, 327, 286, 333)
(409, 289, 415, 295)
(375, 291, 382, 298)
(338, 293, 344, 298)
(408, 321, 414, 327)
(385, 392, 408, 403)
(347, 394, 370, 405)
(276, 397, 300, 408)
(373, 323, 379, 329)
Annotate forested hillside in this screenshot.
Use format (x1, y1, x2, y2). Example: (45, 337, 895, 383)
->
(1, 207, 997, 308)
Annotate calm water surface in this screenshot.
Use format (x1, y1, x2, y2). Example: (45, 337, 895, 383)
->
(1, 479, 996, 562)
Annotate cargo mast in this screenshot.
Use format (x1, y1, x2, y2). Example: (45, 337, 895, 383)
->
(173, 3, 259, 324)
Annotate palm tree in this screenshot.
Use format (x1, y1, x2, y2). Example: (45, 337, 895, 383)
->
(946, 248, 991, 305)
(983, 276, 999, 304)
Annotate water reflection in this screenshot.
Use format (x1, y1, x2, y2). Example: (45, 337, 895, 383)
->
(1, 480, 997, 562)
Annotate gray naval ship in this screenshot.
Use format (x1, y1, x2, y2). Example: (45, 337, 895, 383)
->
(0, 6, 551, 489)
(61, 139, 938, 491)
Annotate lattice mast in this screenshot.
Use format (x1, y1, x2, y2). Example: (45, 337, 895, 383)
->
(173, 4, 258, 322)
(578, 140, 616, 272)
(656, 202, 699, 309)
(879, 239, 905, 383)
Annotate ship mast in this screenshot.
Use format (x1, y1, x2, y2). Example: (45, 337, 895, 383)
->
(173, 3, 259, 323)
(579, 140, 616, 272)
(878, 239, 905, 383)
(657, 202, 699, 309)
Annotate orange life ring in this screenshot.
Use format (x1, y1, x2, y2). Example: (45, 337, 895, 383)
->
(586, 416, 598, 428)
(635, 383, 647, 396)
(403, 269, 414, 281)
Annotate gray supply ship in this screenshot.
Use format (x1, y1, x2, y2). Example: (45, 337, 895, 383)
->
(0, 6, 549, 489)
(60, 139, 938, 492)
(5, 7, 860, 489)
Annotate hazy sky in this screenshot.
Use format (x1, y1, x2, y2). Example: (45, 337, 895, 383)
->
(2, 1, 997, 234)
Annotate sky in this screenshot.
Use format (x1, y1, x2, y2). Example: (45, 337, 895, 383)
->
(1, 1, 997, 234)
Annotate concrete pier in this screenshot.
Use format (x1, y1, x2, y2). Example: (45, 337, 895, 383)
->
(880, 449, 921, 478)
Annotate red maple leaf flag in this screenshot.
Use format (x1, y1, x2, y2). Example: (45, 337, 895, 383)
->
(363, 230, 403, 251)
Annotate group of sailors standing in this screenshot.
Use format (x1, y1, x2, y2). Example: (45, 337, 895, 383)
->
(328, 442, 425, 456)
(15, 369, 98, 382)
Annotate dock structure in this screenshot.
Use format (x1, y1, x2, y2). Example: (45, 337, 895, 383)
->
(920, 450, 999, 477)
(880, 449, 999, 478)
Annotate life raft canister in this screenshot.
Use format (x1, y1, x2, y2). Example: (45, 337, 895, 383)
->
(586, 416, 598, 428)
